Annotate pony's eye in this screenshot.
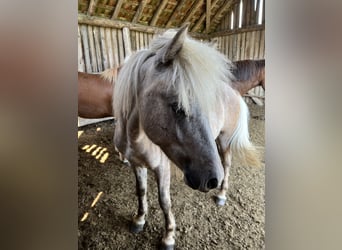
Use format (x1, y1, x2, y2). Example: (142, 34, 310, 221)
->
(170, 103, 185, 116)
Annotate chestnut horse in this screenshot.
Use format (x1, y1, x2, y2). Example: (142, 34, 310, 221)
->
(112, 24, 260, 249)
(231, 59, 265, 96)
(78, 68, 119, 118)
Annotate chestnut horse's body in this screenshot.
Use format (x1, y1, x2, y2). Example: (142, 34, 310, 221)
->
(231, 59, 265, 96)
(111, 25, 260, 249)
(78, 68, 118, 118)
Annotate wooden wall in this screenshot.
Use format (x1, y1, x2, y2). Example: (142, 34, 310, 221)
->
(78, 24, 155, 73)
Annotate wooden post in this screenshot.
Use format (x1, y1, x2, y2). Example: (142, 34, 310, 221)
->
(87, 25, 98, 72)
(232, 33, 237, 61)
(99, 27, 109, 69)
(105, 28, 115, 68)
(259, 29, 265, 58)
(250, 30, 256, 59)
(253, 30, 260, 59)
(117, 29, 124, 63)
(111, 29, 119, 67)
(131, 30, 136, 52)
(135, 31, 140, 50)
(139, 32, 144, 49)
(122, 27, 132, 58)
(78, 26, 85, 72)
(240, 32, 246, 59)
(80, 25, 92, 73)
(93, 26, 103, 71)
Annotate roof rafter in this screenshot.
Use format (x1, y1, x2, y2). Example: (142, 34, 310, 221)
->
(87, 0, 99, 16)
(208, 0, 237, 32)
(111, 0, 124, 20)
(182, 0, 203, 24)
(132, 0, 146, 23)
(165, 0, 188, 28)
(191, 0, 220, 32)
(150, 0, 169, 26)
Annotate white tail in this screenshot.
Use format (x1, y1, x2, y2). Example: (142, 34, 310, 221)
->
(228, 96, 261, 167)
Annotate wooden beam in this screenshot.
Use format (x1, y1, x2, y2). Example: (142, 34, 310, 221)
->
(87, 0, 99, 16)
(207, 24, 264, 37)
(111, 0, 124, 20)
(165, 0, 187, 28)
(132, 0, 146, 23)
(191, 14, 206, 32)
(78, 14, 207, 39)
(80, 14, 160, 33)
(182, 0, 203, 24)
(150, 0, 169, 27)
(206, 0, 211, 33)
(192, 0, 220, 32)
(209, 0, 237, 31)
(150, 0, 169, 26)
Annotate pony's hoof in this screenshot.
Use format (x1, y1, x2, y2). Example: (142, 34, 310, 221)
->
(215, 196, 227, 206)
(159, 243, 174, 250)
(130, 223, 144, 234)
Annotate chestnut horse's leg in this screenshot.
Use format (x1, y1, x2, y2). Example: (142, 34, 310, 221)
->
(154, 162, 176, 250)
(215, 148, 232, 206)
(131, 166, 148, 233)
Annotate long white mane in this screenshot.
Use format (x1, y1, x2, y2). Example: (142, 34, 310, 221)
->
(113, 28, 234, 118)
(113, 50, 154, 118)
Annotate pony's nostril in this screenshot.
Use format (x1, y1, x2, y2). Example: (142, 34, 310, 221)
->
(207, 178, 218, 189)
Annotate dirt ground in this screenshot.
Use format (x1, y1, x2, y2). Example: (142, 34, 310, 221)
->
(78, 104, 265, 250)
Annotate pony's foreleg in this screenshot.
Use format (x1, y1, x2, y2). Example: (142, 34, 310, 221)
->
(215, 149, 232, 206)
(131, 166, 148, 233)
(154, 163, 176, 250)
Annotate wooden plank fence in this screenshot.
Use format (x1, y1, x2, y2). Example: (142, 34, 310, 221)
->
(78, 23, 155, 73)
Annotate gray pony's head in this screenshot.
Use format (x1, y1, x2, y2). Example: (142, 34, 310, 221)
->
(135, 25, 231, 192)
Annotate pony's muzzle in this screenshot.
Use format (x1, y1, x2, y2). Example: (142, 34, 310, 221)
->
(184, 171, 222, 192)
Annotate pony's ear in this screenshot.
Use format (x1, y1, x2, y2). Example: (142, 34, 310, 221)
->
(157, 23, 189, 64)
